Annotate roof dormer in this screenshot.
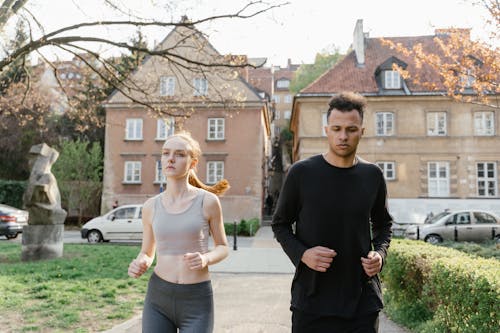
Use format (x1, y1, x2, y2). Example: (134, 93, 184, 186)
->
(374, 56, 409, 94)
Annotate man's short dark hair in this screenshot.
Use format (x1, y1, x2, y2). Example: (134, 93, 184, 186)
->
(327, 92, 367, 121)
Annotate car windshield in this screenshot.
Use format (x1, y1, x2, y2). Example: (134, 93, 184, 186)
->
(426, 211, 450, 224)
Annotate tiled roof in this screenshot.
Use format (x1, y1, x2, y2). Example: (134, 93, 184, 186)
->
(247, 67, 273, 96)
(301, 35, 450, 94)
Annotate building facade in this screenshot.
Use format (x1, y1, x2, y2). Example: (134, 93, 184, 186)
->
(242, 59, 300, 205)
(291, 20, 500, 223)
(102, 25, 270, 222)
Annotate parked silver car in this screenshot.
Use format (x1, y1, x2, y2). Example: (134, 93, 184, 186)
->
(0, 204, 29, 225)
(405, 210, 500, 244)
(80, 204, 143, 243)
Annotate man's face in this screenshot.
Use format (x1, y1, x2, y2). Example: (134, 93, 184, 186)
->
(324, 109, 364, 159)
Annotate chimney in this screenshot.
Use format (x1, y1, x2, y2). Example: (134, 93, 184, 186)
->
(287, 58, 291, 69)
(353, 19, 365, 67)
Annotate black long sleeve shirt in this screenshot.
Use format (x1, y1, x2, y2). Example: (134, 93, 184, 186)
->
(272, 154, 392, 318)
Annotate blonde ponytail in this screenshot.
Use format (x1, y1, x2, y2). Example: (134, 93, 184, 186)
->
(188, 170, 230, 196)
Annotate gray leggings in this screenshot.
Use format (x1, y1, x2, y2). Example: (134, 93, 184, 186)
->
(142, 272, 214, 333)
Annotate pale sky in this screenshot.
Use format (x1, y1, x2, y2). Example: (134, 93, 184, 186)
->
(20, 0, 495, 67)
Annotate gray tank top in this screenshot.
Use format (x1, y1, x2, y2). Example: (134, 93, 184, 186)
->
(152, 190, 209, 256)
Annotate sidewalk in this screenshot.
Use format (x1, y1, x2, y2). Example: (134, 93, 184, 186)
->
(104, 227, 410, 333)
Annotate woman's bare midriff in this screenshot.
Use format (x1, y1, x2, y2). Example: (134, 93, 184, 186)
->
(153, 254, 210, 284)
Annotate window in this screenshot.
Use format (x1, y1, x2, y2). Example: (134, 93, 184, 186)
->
(114, 207, 136, 219)
(322, 112, 328, 136)
(207, 161, 224, 184)
(474, 112, 494, 136)
(284, 111, 291, 120)
(193, 78, 208, 96)
(284, 95, 292, 103)
(160, 76, 175, 96)
(274, 110, 280, 120)
(276, 79, 290, 89)
(376, 162, 396, 180)
(125, 118, 143, 140)
(460, 69, 475, 88)
(155, 160, 166, 183)
(474, 211, 497, 224)
(477, 162, 497, 197)
(384, 70, 401, 89)
(272, 95, 280, 103)
(427, 112, 447, 136)
(428, 162, 450, 197)
(124, 161, 141, 183)
(207, 118, 225, 140)
(156, 117, 175, 140)
(376, 112, 394, 136)
(454, 212, 471, 225)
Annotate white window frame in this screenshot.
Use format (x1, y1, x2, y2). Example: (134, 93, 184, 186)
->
(273, 95, 280, 103)
(375, 112, 394, 136)
(284, 94, 292, 103)
(155, 160, 166, 184)
(460, 69, 475, 88)
(384, 70, 401, 89)
(207, 118, 225, 140)
(428, 162, 450, 197)
(322, 112, 328, 136)
(274, 109, 280, 120)
(124, 161, 141, 183)
(427, 112, 447, 136)
(474, 111, 494, 136)
(376, 161, 396, 180)
(125, 118, 143, 140)
(156, 117, 175, 140)
(276, 79, 290, 89)
(207, 161, 224, 184)
(193, 78, 208, 96)
(160, 76, 175, 96)
(477, 162, 497, 197)
(284, 110, 291, 120)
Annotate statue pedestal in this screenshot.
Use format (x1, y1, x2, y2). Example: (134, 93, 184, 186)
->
(21, 224, 64, 261)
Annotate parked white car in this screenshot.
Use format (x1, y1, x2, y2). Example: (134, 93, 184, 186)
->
(80, 204, 143, 243)
(405, 210, 500, 244)
(0, 204, 29, 225)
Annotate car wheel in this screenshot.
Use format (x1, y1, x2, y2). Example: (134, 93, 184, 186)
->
(87, 230, 103, 243)
(425, 234, 442, 244)
(6, 233, 18, 239)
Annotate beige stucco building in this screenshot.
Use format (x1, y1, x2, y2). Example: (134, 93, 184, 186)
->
(101, 25, 271, 222)
(291, 20, 500, 222)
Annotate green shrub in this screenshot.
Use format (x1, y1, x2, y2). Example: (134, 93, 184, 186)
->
(223, 218, 260, 236)
(0, 180, 27, 208)
(437, 240, 499, 260)
(224, 221, 239, 236)
(382, 239, 499, 333)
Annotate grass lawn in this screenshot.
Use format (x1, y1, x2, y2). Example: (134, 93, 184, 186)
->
(0, 242, 150, 333)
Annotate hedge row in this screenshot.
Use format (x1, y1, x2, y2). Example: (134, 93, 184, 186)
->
(224, 218, 260, 236)
(381, 239, 499, 333)
(0, 180, 27, 208)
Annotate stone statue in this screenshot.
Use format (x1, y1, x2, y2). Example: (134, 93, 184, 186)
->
(23, 143, 67, 225)
(22, 143, 67, 261)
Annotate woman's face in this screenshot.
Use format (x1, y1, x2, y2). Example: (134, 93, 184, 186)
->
(161, 137, 197, 179)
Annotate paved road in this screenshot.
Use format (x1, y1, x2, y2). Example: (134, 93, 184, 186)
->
(3, 228, 261, 247)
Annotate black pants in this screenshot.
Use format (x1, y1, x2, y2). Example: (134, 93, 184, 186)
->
(292, 309, 379, 333)
(142, 272, 214, 333)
